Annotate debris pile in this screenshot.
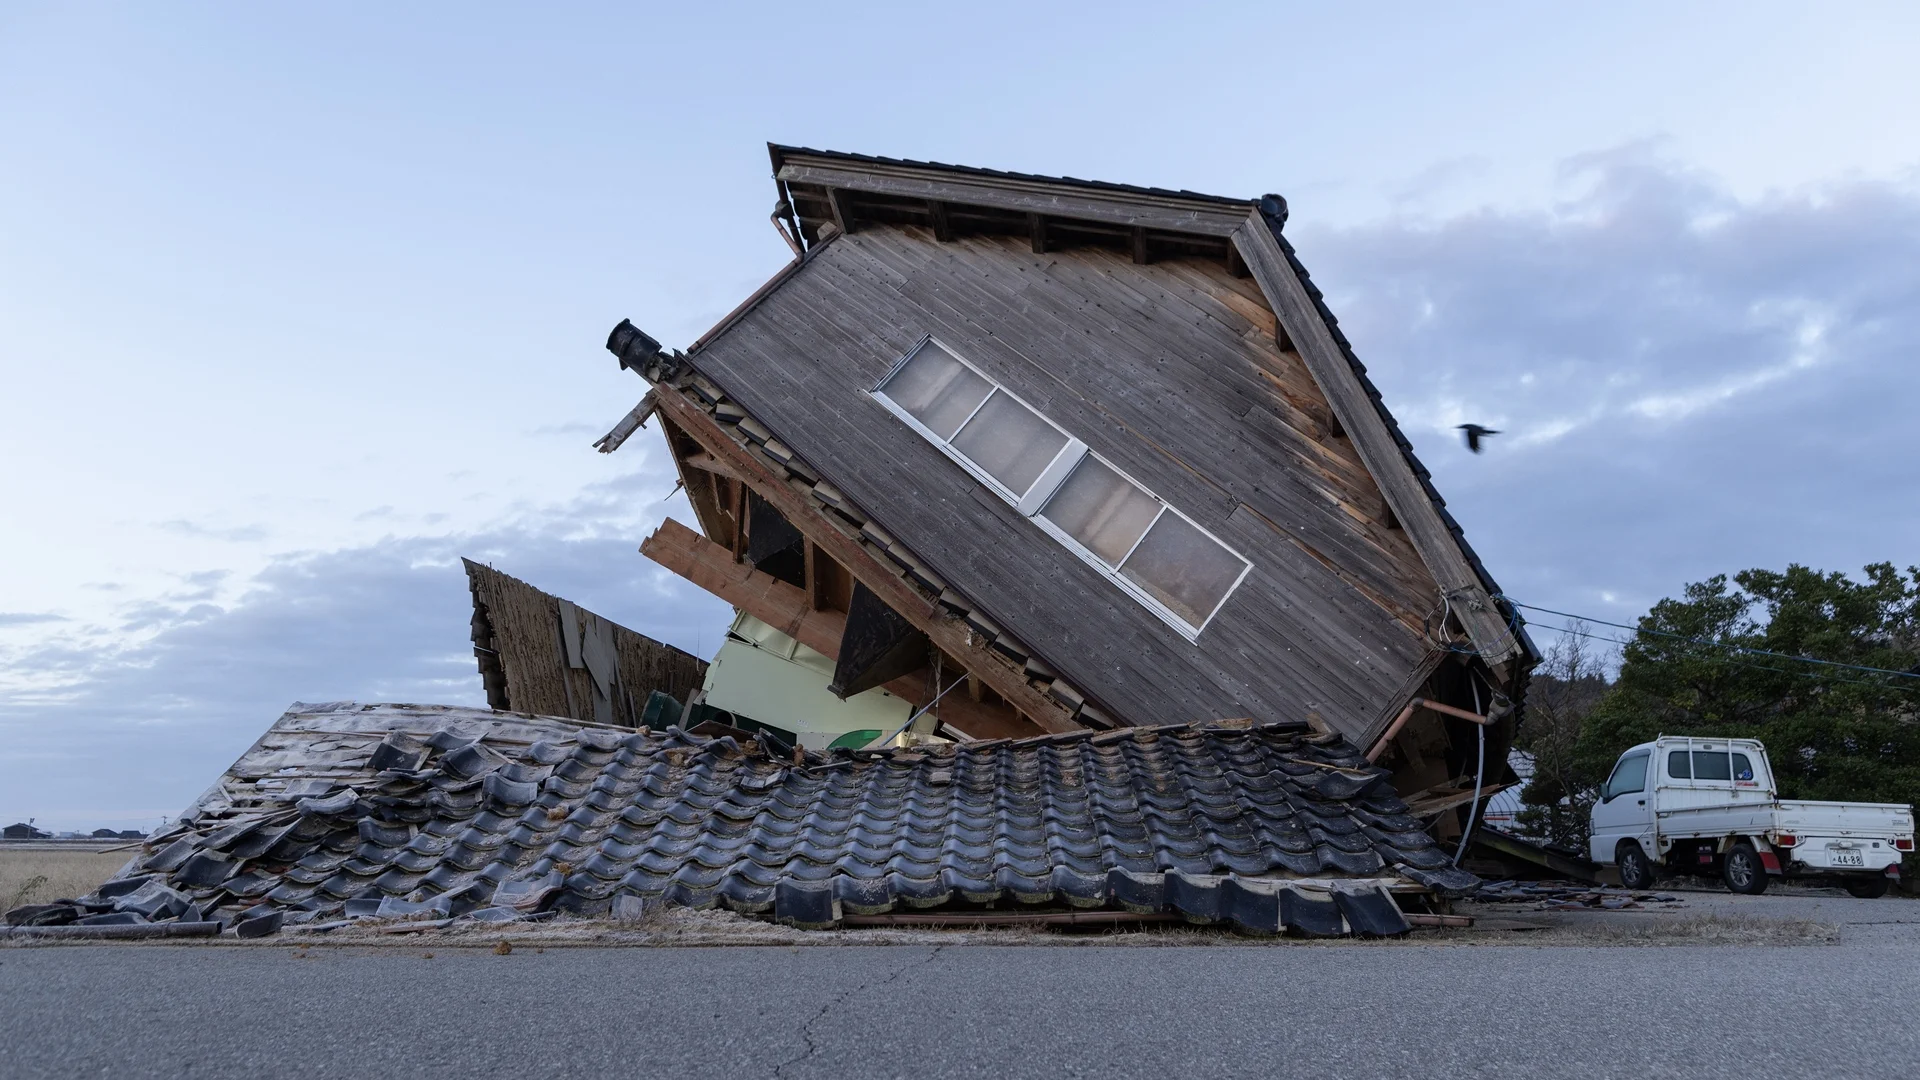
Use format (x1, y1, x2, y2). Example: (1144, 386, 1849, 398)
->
(1472, 880, 1683, 911)
(21, 703, 1481, 940)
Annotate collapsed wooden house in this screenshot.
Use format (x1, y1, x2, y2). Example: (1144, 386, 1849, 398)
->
(14, 150, 1550, 941)
(603, 146, 1539, 831)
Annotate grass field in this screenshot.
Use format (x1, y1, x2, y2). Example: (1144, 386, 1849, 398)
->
(1, 846, 131, 909)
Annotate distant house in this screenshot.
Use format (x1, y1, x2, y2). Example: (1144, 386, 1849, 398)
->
(3, 822, 51, 840)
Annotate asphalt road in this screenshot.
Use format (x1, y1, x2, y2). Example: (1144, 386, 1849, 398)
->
(5, 920, 1917, 1079)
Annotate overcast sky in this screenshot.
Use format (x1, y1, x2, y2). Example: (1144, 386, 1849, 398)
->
(4, 3, 1918, 829)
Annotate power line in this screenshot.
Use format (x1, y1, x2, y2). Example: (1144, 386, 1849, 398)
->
(1524, 618, 1919, 693)
(1499, 596, 1920, 683)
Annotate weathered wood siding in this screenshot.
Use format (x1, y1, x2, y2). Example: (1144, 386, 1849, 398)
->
(464, 560, 707, 727)
(684, 227, 1444, 741)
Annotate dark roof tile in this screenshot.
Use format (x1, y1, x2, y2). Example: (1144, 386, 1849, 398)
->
(105, 704, 1477, 937)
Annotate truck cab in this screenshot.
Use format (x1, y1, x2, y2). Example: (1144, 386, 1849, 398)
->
(1590, 736, 1914, 896)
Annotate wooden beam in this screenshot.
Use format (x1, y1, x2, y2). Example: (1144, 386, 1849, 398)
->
(659, 415, 733, 543)
(826, 187, 856, 235)
(1366, 697, 1491, 763)
(1130, 226, 1149, 265)
(1225, 242, 1248, 278)
(593, 391, 657, 454)
(1233, 212, 1519, 668)
(729, 479, 746, 561)
(1405, 781, 1515, 819)
(803, 542, 821, 611)
(927, 200, 954, 243)
(681, 452, 745, 482)
(640, 519, 1045, 740)
(648, 384, 1085, 733)
(1027, 213, 1047, 254)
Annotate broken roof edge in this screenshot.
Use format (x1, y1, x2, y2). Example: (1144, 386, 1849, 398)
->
(1244, 200, 1543, 672)
(771, 143, 1258, 240)
(770, 143, 1258, 211)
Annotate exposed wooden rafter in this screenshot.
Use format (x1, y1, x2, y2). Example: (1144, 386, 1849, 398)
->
(926, 200, 954, 243)
(640, 519, 1046, 741)
(648, 384, 1086, 735)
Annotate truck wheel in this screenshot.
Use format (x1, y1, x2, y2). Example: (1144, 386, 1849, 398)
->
(1618, 843, 1656, 890)
(1844, 876, 1889, 899)
(1723, 842, 1768, 895)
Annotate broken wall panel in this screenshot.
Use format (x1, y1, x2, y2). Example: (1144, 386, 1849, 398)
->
(463, 559, 707, 726)
(828, 582, 928, 699)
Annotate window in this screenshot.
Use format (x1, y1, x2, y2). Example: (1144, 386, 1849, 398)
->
(1605, 752, 1648, 800)
(873, 337, 1251, 638)
(1669, 748, 1758, 783)
(1692, 752, 1732, 781)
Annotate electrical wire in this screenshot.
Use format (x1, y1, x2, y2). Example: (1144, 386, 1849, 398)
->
(863, 667, 968, 750)
(1523, 617, 1920, 693)
(1498, 596, 1920, 682)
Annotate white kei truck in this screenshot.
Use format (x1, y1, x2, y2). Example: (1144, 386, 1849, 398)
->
(1589, 736, 1914, 897)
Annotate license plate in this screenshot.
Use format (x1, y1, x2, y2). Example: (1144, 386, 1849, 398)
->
(1830, 850, 1864, 867)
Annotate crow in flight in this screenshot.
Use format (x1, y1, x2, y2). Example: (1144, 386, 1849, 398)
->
(1457, 424, 1499, 453)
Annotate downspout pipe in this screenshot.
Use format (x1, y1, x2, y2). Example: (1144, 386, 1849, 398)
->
(1454, 678, 1488, 866)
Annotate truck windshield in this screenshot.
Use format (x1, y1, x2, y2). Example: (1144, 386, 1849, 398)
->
(1606, 752, 1648, 799)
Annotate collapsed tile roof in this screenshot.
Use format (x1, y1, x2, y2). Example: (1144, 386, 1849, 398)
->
(62, 703, 1476, 938)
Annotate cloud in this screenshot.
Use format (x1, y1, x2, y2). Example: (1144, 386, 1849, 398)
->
(0, 462, 731, 830)
(0, 612, 67, 627)
(155, 519, 270, 543)
(528, 421, 603, 438)
(1300, 144, 1920, 628)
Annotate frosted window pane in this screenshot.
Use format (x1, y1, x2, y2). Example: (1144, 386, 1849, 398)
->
(1040, 456, 1161, 566)
(1120, 513, 1246, 628)
(880, 341, 991, 440)
(951, 390, 1069, 497)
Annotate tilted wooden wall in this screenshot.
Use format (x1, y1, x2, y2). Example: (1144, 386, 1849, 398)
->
(464, 559, 707, 727)
(681, 225, 1447, 744)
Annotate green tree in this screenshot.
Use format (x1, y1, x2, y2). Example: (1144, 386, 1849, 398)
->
(1573, 563, 1920, 813)
(1513, 623, 1611, 850)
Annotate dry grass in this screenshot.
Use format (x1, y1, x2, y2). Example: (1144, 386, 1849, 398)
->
(0, 846, 129, 910)
(8, 903, 1842, 951)
(264, 909, 1835, 949)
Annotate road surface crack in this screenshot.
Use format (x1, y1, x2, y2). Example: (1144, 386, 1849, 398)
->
(771, 945, 947, 1078)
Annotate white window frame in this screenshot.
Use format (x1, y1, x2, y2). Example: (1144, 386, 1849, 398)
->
(869, 335, 1251, 641)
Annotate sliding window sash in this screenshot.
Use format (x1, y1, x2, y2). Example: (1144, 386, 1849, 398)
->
(871, 336, 1248, 640)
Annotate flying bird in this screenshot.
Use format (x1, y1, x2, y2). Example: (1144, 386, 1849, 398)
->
(1457, 424, 1499, 453)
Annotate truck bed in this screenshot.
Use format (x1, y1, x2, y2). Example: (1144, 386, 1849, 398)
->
(1657, 798, 1912, 838)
